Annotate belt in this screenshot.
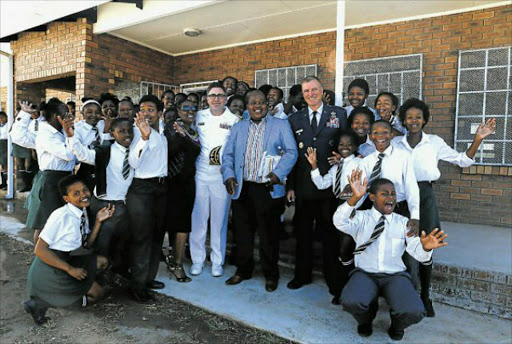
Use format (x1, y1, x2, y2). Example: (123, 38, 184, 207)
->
(95, 197, 125, 205)
(136, 176, 167, 184)
(42, 170, 72, 176)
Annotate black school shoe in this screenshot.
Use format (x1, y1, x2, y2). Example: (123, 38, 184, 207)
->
(130, 288, 155, 303)
(388, 325, 405, 341)
(22, 298, 49, 325)
(422, 297, 436, 317)
(357, 323, 373, 337)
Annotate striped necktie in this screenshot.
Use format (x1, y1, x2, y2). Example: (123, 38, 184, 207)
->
(368, 153, 385, 187)
(353, 215, 386, 255)
(34, 120, 39, 131)
(122, 147, 130, 179)
(92, 125, 100, 143)
(334, 159, 344, 198)
(80, 213, 88, 248)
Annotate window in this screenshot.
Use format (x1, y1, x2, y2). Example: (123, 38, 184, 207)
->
(455, 47, 511, 166)
(255, 64, 317, 101)
(343, 54, 423, 106)
(139, 81, 179, 101)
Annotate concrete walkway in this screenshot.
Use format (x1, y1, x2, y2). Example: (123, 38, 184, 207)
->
(1, 214, 511, 343)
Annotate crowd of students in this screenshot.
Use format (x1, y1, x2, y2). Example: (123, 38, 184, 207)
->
(6, 75, 496, 341)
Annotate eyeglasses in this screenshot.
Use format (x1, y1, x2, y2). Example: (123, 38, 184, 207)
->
(180, 106, 197, 112)
(207, 94, 227, 99)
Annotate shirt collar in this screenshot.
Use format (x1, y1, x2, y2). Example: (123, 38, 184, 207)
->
(66, 203, 86, 219)
(375, 144, 393, 157)
(341, 154, 355, 164)
(370, 206, 393, 224)
(308, 104, 324, 116)
(114, 141, 128, 152)
(250, 114, 268, 125)
(401, 131, 430, 149)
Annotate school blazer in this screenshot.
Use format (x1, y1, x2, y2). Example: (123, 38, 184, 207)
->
(287, 104, 347, 199)
(221, 116, 298, 200)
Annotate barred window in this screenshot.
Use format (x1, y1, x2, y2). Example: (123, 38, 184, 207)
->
(455, 47, 511, 166)
(139, 81, 179, 102)
(255, 64, 317, 101)
(343, 54, 423, 106)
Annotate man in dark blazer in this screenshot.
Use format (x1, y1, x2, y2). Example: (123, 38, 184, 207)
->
(287, 76, 348, 303)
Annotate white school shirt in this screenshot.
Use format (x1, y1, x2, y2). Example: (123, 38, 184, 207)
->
(0, 123, 8, 140)
(358, 145, 420, 219)
(28, 116, 44, 134)
(39, 203, 90, 252)
(35, 122, 75, 172)
(10, 110, 37, 149)
(333, 203, 432, 274)
(392, 132, 475, 182)
(68, 137, 147, 200)
(344, 102, 379, 118)
(358, 136, 376, 157)
(195, 107, 239, 177)
(271, 103, 288, 120)
(74, 120, 109, 147)
(130, 127, 168, 178)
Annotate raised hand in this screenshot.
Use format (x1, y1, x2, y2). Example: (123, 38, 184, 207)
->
(328, 151, 341, 166)
(475, 118, 496, 141)
(173, 121, 186, 137)
(19, 100, 35, 115)
(420, 228, 448, 251)
(305, 147, 318, 169)
(96, 204, 115, 223)
(67, 266, 87, 280)
(135, 112, 151, 140)
(322, 91, 331, 105)
(347, 168, 367, 201)
(57, 116, 75, 137)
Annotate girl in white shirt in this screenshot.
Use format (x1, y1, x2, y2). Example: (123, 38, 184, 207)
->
(393, 98, 496, 317)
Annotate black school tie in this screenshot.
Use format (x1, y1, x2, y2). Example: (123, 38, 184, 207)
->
(311, 111, 318, 132)
(353, 215, 386, 255)
(334, 159, 344, 198)
(368, 153, 385, 187)
(122, 148, 130, 179)
(92, 125, 100, 143)
(34, 120, 39, 131)
(80, 213, 88, 248)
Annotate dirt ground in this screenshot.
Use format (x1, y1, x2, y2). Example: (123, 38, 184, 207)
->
(0, 232, 293, 344)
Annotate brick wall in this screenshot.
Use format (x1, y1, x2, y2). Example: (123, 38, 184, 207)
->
(0, 86, 7, 111)
(174, 5, 512, 227)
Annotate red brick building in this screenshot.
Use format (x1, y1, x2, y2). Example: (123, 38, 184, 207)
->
(2, 1, 511, 226)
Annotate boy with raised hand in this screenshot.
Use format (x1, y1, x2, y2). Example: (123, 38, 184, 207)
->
(333, 170, 448, 341)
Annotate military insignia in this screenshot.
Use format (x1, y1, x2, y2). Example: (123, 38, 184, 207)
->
(198, 122, 205, 126)
(295, 129, 303, 135)
(331, 111, 336, 116)
(209, 146, 222, 165)
(327, 112, 340, 128)
(299, 142, 304, 149)
(219, 123, 232, 130)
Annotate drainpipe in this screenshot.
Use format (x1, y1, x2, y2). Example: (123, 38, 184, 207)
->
(0, 50, 15, 199)
(334, 0, 346, 107)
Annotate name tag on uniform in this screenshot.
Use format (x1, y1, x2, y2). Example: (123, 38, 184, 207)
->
(219, 123, 232, 130)
(295, 129, 303, 135)
(198, 122, 205, 126)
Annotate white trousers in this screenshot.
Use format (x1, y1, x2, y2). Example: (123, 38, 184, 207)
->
(190, 173, 231, 266)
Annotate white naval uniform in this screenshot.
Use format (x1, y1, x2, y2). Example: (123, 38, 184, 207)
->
(190, 107, 239, 266)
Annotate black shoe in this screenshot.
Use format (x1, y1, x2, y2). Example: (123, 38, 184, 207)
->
(22, 299, 49, 325)
(225, 274, 248, 285)
(388, 325, 405, 341)
(146, 280, 165, 289)
(422, 297, 435, 317)
(287, 278, 311, 290)
(130, 289, 155, 303)
(357, 323, 373, 337)
(331, 295, 341, 305)
(265, 279, 278, 292)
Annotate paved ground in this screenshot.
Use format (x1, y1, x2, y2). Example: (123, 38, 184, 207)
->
(1, 207, 511, 343)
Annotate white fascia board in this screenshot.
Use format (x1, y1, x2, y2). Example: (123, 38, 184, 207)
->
(93, 0, 221, 34)
(0, 1, 111, 38)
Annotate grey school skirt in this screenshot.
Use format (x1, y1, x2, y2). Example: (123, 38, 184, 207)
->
(31, 170, 71, 230)
(11, 143, 32, 159)
(27, 250, 96, 307)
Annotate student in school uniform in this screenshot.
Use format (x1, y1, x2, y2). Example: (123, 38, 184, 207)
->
(267, 87, 288, 119)
(222, 90, 298, 292)
(24, 175, 114, 325)
(73, 99, 110, 190)
(164, 100, 201, 283)
(118, 97, 135, 123)
(375, 91, 406, 135)
(126, 94, 168, 302)
(222, 76, 238, 98)
(99, 93, 120, 135)
(343, 79, 378, 118)
(347, 107, 375, 157)
(161, 90, 176, 111)
(334, 173, 448, 340)
(190, 82, 239, 278)
(392, 98, 496, 317)
(31, 98, 76, 243)
(227, 95, 246, 120)
(304, 131, 363, 303)
(63, 114, 150, 277)
(0, 111, 8, 189)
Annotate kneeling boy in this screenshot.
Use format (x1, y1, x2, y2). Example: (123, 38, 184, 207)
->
(333, 171, 447, 341)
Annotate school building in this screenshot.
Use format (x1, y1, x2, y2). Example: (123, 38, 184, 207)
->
(1, 0, 511, 227)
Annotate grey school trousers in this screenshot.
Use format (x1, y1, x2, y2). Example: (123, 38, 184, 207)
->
(341, 268, 426, 330)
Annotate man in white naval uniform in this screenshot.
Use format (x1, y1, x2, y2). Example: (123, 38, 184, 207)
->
(190, 82, 239, 277)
